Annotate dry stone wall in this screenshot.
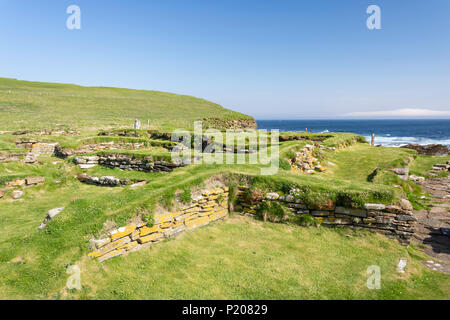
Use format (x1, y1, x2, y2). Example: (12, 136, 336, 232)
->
(88, 187, 229, 262)
(55, 142, 147, 158)
(74, 154, 186, 172)
(236, 187, 416, 245)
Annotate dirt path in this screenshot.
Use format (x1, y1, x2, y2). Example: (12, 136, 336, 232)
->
(412, 177, 450, 273)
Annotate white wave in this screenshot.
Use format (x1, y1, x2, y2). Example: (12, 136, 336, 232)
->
(320, 129, 329, 133)
(364, 135, 450, 147)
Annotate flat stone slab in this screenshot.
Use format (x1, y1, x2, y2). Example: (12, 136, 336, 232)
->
(421, 260, 450, 274)
(78, 164, 97, 169)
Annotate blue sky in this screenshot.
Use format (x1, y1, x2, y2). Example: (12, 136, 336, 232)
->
(1, 0, 449, 119)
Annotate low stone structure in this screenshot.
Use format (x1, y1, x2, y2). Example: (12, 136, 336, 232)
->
(4, 176, 45, 188)
(15, 140, 58, 163)
(202, 118, 257, 130)
(12, 129, 79, 136)
(288, 144, 325, 174)
(55, 142, 147, 158)
(236, 187, 416, 245)
(432, 161, 450, 173)
(77, 173, 145, 187)
(88, 187, 229, 262)
(98, 130, 145, 137)
(279, 135, 331, 142)
(74, 154, 186, 172)
(0, 153, 25, 163)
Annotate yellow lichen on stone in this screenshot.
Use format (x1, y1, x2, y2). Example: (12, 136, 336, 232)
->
(184, 207, 200, 214)
(110, 224, 136, 241)
(89, 237, 131, 258)
(172, 211, 182, 218)
(138, 233, 162, 244)
(95, 238, 111, 249)
(160, 222, 173, 229)
(154, 213, 173, 224)
(118, 241, 139, 251)
(139, 225, 160, 237)
(216, 209, 228, 218)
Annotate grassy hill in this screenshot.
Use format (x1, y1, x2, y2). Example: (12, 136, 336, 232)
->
(0, 78, 251, 131)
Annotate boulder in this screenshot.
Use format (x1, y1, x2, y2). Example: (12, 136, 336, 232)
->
(6, 179, 25, 187)
(12, 190, 24, 199)
(390, 168, 409, 181)
(400, 199, 413, 211)
(25, 176, 45, 186)
(38, 207, 65, 230)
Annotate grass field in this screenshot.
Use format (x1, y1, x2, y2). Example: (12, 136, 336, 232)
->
(0, 79, 449, 300)
(0, 78, 251, 132)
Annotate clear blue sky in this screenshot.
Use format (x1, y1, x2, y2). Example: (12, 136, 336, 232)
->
(1, 0, 449, 119)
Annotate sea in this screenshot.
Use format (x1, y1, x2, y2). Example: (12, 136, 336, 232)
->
(256, 119, 450, 147)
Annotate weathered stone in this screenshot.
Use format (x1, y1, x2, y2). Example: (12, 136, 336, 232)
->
(89, 237, 131, 258)
(335, 207, 367, 217)
(6, 179, 25, 187)
(25, 176, 45, 186)
(154, 213, 173, 224)
(78, 164, 96, 169)
(364, 203, 386, 211)
(396, 215, 417, 222)
(98, 249, 126, 263)
(265, 192, 280, 200)
(11, 190, 24, 199)
(110, 224, 136, 241)
(311, 210, 332, 217)
(91, 238, 110, 249)
(398, 258, 407, 273)
(138, 233, 162, 244)
(400, 199, 413, 211)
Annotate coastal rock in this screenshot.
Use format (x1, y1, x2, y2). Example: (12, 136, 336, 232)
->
(402, 144, 449, 156)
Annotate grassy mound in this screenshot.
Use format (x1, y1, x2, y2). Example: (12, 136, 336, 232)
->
(0, 78, 252, 132)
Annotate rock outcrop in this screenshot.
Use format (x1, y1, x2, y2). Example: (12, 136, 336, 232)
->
(402, 144, 449, 156)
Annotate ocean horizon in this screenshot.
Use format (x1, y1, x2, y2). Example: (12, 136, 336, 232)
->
(256, 119, 450, 147)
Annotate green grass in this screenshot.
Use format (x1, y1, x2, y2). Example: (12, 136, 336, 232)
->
(322, 144, 415, 183)
(0, 78, 251, 132)
(1, 78, 449, 300)
(409, 154, 450, 177)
